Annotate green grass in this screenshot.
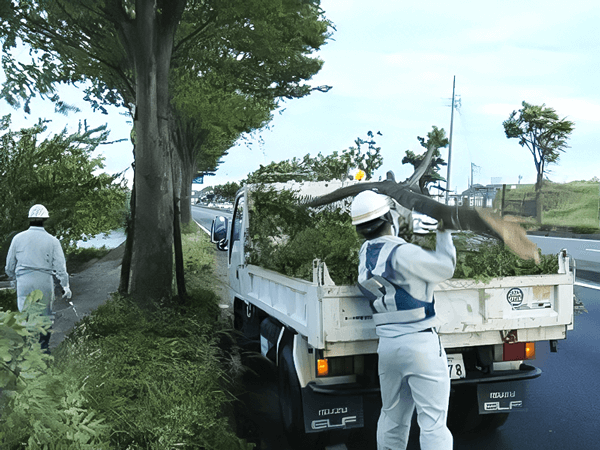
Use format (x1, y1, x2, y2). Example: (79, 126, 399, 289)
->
(65, 245, 112, 273)
(498, 180, 599, 230)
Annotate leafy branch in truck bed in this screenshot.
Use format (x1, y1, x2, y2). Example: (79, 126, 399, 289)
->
(246, 187, 559, 285)
(246, 185, 361, 285)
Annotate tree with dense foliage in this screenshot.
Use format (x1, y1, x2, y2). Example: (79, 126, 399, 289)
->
(402, 126, 448, 196)
(170, 71, 274, 225)
(503, 101, 575, 223)
(213, 182, 242, 203)
(245, 131, 384, 184)
(0, 115, 128, 262)
(0, 0, 331, 304)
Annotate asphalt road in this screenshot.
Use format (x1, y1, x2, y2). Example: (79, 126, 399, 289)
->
(191, 204, 232, 233)
(528, 235, 600, 284)
(195, 205, 600, 449)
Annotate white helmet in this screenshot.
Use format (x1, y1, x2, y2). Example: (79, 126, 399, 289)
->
(351, 191, 390, 225)
(28, 204, 50, 219)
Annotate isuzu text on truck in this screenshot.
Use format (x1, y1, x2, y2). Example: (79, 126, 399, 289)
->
(211, 181, 574, 448)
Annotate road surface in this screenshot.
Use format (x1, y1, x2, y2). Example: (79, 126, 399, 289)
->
(192, 204, 232, 234)
(528, 235, 600, 284)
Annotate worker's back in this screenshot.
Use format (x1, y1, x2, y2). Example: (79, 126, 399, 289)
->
(6, 226, 61, 277)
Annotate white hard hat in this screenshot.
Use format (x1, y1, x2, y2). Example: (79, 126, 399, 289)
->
(28, 204, 50, 219)
(351, 191, 390, 225)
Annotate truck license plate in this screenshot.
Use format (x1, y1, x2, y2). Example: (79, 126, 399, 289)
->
(447, 353, 466, 380)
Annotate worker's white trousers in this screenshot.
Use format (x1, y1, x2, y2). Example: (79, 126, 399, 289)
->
(377, 329, 452, 450)
(16, 271, 54, 316)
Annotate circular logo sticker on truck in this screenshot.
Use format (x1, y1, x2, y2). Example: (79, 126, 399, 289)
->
(506, 288, 524, 308)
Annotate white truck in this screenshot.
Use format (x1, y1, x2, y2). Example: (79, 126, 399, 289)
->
(211, 182, 574, 447)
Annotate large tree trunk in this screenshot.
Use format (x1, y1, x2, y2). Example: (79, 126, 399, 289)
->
(171, 140, 187, 301)
(180, 160, 195, 226)
(119, 176, 135, 294)
(127, 3, 180, 304)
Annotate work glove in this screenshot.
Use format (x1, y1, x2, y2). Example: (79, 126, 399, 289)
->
(62, 286, 72, 299)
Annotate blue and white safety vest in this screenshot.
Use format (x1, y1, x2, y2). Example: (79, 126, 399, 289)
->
(358, 231, 456, 335)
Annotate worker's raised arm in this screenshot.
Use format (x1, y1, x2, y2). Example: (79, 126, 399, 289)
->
(392, 230, 456, 284)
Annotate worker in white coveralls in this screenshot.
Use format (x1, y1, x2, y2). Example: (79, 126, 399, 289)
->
(352, 190, 456, 450)
(5, 204, 72, 351)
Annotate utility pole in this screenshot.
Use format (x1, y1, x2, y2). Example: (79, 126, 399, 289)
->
(445, 76, 456, 205)
(470, 163, 480, 189)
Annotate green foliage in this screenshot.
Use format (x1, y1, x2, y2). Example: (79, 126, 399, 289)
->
(2, 0, 331, 302)
(402, 125, 448, 194)
(213, 181, 242, 202)
(503, 101, 575, 188)
(245, 131, 384, 184)
(0, 289, 17, 312)
(0, 290, 110, 449)
(452, 233, 559, 282)
(0, 291, 51, 390)
(0, 116, 129, 258)
(246, 185, 362, 284)
(246, 189, 562, 284)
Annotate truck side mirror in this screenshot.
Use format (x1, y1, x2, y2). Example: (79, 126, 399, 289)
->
(211, 216, 229, 251)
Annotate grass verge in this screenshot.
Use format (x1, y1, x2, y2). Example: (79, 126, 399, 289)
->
(499, 180, 600, 231)
(0, 228, 253, 449)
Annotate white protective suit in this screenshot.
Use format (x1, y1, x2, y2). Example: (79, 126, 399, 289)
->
(358, 230, 456, 450)
(5, 226, 69, 316)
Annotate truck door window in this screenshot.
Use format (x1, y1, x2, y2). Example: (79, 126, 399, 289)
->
(230, 196, 244, 262)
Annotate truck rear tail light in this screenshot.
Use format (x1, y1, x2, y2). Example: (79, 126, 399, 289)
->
(317, 358, 329, 377)
(525, 342, 536, 360)
(316, 356, 354, 377)
(503, 342, 535, 361)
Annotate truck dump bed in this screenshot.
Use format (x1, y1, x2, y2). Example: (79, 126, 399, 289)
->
(237, 257, 574, 358)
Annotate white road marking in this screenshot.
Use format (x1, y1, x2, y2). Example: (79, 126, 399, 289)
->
(575, 280, 600, 291)
(586, 249, 600, 253)
(195, 220, 210, 235)
(529, 236, 598, 243)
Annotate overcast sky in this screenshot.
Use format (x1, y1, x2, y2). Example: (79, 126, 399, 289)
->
(4, 0, 599, 194)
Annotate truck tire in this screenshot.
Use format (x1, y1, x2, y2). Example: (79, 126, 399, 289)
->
(278, 343, 324, 450)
